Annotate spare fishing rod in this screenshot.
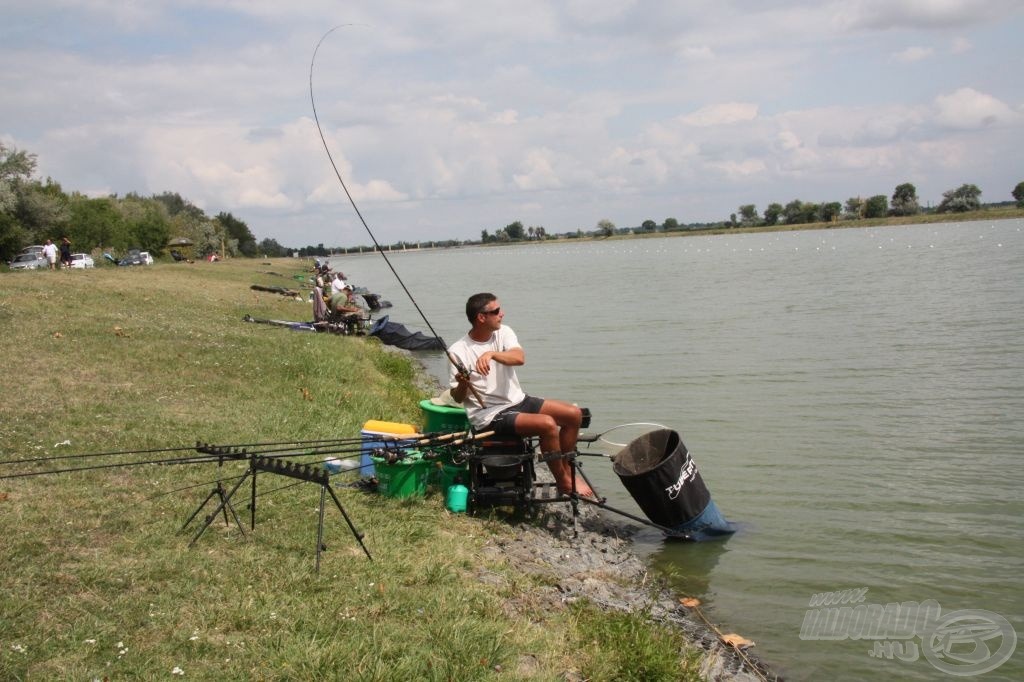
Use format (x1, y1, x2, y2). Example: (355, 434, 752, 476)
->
(0, 451, 229, 481)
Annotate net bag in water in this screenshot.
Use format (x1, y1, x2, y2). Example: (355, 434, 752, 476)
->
(612, 429, 734, 540)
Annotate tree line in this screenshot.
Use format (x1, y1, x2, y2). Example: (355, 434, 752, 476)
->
(0, 143, 286, 262)
(5, 141, 1023, 261)
(723, 181, 1024, 230)
(469, 181, 1024, 247)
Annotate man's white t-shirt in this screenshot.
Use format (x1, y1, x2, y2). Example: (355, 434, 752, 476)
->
(447, 325, 526, 428)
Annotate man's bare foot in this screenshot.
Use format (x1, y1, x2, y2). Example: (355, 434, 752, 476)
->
(558, 480, 597, 500)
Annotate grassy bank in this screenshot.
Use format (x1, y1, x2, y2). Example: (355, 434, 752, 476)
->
(0, 260, 702, 680)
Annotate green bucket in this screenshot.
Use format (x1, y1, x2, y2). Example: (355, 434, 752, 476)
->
(419, 399, 470, 433)
(372, 451, 430, 499)
(434, 461, 470, 494)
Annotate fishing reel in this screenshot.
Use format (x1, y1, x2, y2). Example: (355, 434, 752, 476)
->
(373, 447, 407, 465)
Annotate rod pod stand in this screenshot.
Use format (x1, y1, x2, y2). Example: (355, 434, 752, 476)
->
(181, 443, 248, 540)
(183, 443, 372, 570)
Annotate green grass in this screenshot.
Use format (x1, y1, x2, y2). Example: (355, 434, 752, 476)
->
(0, 260, 701, 680)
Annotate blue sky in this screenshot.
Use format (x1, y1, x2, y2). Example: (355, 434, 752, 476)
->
(2, 1, 1022, 247)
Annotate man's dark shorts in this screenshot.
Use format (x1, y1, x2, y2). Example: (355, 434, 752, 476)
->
(486, 395, 545, 435)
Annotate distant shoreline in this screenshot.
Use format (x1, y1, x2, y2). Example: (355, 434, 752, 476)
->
(329, 206, 1024, 255)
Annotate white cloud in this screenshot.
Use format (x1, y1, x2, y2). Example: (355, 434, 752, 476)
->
(775, 130, 802, 152)
(676, 45, 715, 61)
(933, 87, 1020, 130)
(951, 36, 972, 54)
(3, 0, 1023, 245)
(711, 159, 767, 178)
(513, 148, 562, 191)
(680, 103, 759, 127)
(892, 46, 934, 62)
(835, 0, 1018, 30)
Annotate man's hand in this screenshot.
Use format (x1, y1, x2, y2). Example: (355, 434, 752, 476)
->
(447, 351, 485, 408)
(475, 351, 494, 376)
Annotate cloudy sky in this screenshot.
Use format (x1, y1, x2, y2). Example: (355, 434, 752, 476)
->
(2, 1, 1022, 247)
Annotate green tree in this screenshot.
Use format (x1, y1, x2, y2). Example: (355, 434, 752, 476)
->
(937, 184, 981, 213)
(129, 203, 172, 255)
(864, 195, 888, 218)
(217, 212, 257, 256)
(0, 211, 30, 261)
(258, 238, 289, 257)
(152, 191, 205, 220)
(783, 200, 817, 225)
(0, 143, 39, 259)
(504, 221, 525, 241)
(168, 209, 210, 251)
(763, 203, 783, 226)
(818, 202, 842, 223)
(890, 183, 920, 216)
(844, 196, 865, 219)
(738, 204, 759, 227)
(0, 143, 37, 213)
(1011, 181, 1024, 208)
(16, 179, 70, 244)
(662, 217, 679, 231)
(596, 219, 616, 237)
(480, 229, 490, 243)
(69, 196, 128, 251)
(640, 219, 657, 232)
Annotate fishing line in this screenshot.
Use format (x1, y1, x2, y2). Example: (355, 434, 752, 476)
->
(310, 25, 447, 347)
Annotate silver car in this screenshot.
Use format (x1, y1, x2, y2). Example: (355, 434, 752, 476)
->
(9, 252, 49, 270)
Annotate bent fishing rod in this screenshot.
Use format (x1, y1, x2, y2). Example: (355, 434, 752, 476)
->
(309, 26, 485, 409)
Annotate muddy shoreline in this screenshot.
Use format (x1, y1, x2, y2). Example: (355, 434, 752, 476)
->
(474, 487, 778, 681)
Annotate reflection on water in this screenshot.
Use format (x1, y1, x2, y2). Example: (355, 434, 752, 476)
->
(333, 219, 1024, 681)
(644, 537, 731, 599)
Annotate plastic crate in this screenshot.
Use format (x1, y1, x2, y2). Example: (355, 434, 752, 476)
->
(371, 451, 429, 499)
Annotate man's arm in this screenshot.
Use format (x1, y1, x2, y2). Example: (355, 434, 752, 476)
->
(475, 346, 524, 375)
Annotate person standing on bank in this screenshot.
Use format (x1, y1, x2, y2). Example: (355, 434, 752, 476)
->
(59, 237, 72, 269)
(447, 293, 595, 498)
(42, 239, 58, 270)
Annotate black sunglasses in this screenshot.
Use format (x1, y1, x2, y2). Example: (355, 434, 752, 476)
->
(480, 307, 501, 316)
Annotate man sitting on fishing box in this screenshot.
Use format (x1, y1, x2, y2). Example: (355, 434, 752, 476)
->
(448, 292, 595, 499)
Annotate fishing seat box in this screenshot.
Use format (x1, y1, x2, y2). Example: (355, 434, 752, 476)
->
(360, 420, 418, 477)
(418, 399, 470, 433)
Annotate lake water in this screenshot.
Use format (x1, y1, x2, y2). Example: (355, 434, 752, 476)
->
(331, 219, 1024, 680)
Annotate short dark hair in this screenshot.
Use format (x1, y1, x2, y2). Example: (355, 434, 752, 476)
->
(466, 292, 496, 322)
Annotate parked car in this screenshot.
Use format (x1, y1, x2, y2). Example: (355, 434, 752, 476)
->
(20, 245, 45, 255)
(8, 252, 48, 270)
(69, 253, 95, 269)
(118, 249, 153, 266)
